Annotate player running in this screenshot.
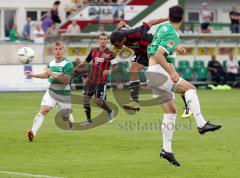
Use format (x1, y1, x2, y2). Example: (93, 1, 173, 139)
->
(26, 41, 74, 141)
(75, 33, 116, 123)
(110, 18, 192, 118)
(146, 5, 222, 166)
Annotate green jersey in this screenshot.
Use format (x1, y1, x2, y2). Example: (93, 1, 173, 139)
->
(147, 22, 180, 64)
(48, 58, 73, 96)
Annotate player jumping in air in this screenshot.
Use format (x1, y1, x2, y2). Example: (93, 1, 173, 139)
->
(75, 33, 116, 123)
(110, 17, 192, 118)
(26, 41, 74, 141)
(146, 5, 222, 166)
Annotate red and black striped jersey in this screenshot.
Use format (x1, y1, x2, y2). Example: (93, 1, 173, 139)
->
(117, 22, 153, 55)
(86, 47, 116, 84)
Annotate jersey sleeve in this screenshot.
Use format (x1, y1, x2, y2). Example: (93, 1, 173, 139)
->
(63, 62, 74, 77)
(85, 49, 93, 63)
(120, 22, 150, 39)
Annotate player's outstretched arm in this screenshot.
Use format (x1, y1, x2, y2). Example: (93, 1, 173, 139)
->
(52, 75, 71, 85)
(147, 18, 168, 28)
(74, 60, 88, 74)
(103, 64, 118, 75)
(25, 71, 49, 79)
(44, 67, 71, 85)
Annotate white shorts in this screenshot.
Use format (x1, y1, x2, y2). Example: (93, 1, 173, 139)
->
(145, 64, 178, 103)
(41, 90, 71, 116)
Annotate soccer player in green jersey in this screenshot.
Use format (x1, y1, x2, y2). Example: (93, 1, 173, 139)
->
(26, 41, 74, 141)
(146, 5, 222, 166)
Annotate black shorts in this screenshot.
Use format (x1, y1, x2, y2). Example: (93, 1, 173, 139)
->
(132, 54, 149, 66)
(83, 82, 107, 100)
(201, 22, 209, 30)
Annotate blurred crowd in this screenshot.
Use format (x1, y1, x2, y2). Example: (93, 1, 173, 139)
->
(8, 0, 240, 43)
(9, 1, 62, 43)
(9, 0, 128, 43)
(207, 53, 240, 87)
(181, 2, 240, 34)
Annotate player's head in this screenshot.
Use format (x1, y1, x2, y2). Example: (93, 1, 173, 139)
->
(169, 5, 184, 23)
(110, 31, 126, 49)
(53, 41, 65, 59)
(99, 33, 108, 48)
(53, 0, 60, 6)
(211, 54, 216, 61)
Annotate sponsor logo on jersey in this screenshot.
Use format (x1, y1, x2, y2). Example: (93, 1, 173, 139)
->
(94, 57, 105, 63)
(167, 40, 174, 48)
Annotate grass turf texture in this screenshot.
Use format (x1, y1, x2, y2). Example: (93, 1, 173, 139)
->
(0, 89, 239, 178)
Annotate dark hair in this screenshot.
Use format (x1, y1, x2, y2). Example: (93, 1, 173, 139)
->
(54, 1, 61, 6)
(99, 33, 107, 37)
(169, 5, 184, 23)
(110, 31, 125, 44)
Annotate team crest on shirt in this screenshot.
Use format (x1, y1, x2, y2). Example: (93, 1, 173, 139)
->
(167, 40, 174, 48)
(59, 67, 63, 72)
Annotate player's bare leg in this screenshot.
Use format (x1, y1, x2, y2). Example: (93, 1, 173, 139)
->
(28, 105, 52, 142)
(176, 79, 222, 134)
(123, 62, 144, 111)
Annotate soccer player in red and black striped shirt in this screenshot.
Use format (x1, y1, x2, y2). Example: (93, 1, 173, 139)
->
(110, 18, 168, 111)
(77, 33, 117, 123)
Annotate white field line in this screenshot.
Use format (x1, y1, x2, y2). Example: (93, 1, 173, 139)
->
(0, 170, 64, 178)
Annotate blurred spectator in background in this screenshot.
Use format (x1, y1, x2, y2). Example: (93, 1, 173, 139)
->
(229, 5, 240, 33)
(42, 12, 53, 33)
(46, 23, 59, 38)
(208, 54, 228, 84)
(181, 24, 193, 34)
(66, 0, 83, 17)
(9, 23, 22, 42)
(98, 24, 105, 34)
(50, 1, 61, 24)
(226, 53, 240, 81)
(194, 25, 201, 34)
(22, 18, 31, 41)
(200, 2, 212, 33)
(67, 20, 81, 33)
(33, 24, 45, 43)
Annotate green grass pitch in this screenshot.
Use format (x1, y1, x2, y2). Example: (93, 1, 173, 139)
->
(0, 89, 239, 178)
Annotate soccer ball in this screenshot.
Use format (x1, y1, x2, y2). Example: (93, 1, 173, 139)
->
(17, 47, 35, 64)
